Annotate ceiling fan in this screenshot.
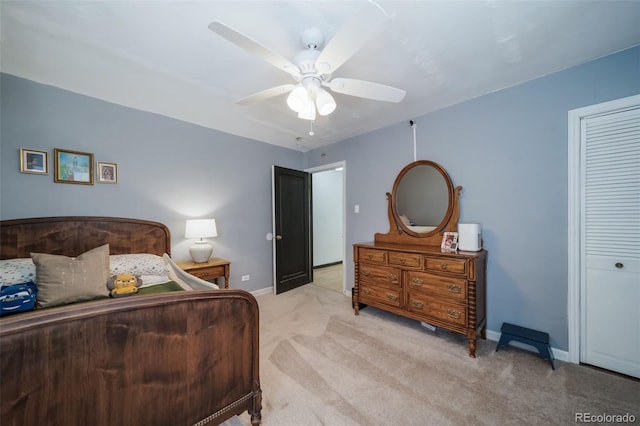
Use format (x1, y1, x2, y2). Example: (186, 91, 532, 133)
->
(208, 1, 406, 121)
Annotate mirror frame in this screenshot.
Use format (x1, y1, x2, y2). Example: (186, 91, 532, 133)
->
(375, 160, 462, 247)
(391, 160, 454, 238)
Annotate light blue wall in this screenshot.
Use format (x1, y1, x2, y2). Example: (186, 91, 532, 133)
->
(304, 45, 640, 350)
(2, 46, 638, 349)
(0, 73, 303, 292)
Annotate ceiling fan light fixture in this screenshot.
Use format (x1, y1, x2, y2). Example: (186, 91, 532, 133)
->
(287, 86, 309, 112)
(298, 101, 316, 121)
(210, 6, 406, 127)
(316, 88, 336, 116)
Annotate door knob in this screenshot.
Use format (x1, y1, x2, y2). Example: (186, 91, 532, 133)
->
(615, 262, 624, 269)
(275, 235, 283, 240)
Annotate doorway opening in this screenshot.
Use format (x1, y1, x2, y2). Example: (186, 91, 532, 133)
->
(307, 161, 347, 295)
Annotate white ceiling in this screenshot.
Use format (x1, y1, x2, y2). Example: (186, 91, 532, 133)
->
(2, 1, 639, 152)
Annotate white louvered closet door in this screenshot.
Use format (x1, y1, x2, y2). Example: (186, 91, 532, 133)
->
(582, 106, 640, 378)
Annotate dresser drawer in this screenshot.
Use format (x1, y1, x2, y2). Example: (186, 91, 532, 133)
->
(407, 295, 467, 326)
(359, 248, 387, 264)
(359, 264, 401, 287)
(425, 257, 467, 275)
(360, 283, 402, 308)
(407, 271, 467, 301)
(388, 251, 422, 268)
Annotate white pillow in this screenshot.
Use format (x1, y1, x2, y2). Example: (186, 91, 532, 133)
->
(0, 258, 36, 286)
(109, 254, 169, 276)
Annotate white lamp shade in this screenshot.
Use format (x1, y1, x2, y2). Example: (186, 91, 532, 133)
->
(286, 86, 309, 112)
(316, 89, 336, 116)
(185, 219, 218, 239)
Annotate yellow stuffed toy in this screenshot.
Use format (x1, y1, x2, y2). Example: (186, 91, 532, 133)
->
(107, 274, 143, 298)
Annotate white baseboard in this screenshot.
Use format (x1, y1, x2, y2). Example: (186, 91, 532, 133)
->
(250, 287, 273, 296)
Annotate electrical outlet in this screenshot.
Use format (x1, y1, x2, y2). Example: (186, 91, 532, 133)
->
(241, 275, 250, 281)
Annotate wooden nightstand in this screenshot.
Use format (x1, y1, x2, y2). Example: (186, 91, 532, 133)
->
(175, 258, 230, 289)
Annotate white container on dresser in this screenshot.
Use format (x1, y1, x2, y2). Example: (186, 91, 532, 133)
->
(353, 160, 488, 357)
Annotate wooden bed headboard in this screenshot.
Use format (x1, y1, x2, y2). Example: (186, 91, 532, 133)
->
(0, 216, 171, 259)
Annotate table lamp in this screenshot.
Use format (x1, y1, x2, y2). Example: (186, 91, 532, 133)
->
(185, 219, 217, 263)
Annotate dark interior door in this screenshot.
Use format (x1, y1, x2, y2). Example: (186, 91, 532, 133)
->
(273, 166, 312, 294)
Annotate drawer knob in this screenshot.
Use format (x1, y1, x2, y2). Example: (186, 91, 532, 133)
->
(362, 269, 370, 276)
(387, 274, 398, 281)
(447, 309, 461, 319)
(362, 288, 371, 295)
(411, 278, 424, 285)
(447, 284, 461, 293)
(386, 294, 398, 301)
(440, 263, 448, 270)
(412, 300, 424, 308)
(400, 258, 406, 264)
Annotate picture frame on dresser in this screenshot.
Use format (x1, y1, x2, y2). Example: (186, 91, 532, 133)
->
(441, 231, 458, 252)
(54, 148, 94, 185)
(19, 148, 48, 174)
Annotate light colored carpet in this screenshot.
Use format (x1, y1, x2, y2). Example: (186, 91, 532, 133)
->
(312, 263, 343, 293)
(223, 284, 639, 426)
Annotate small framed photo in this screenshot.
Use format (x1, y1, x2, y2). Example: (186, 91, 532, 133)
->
(97, 162, 118, 183)
(20, 148, 48, 174)
(441, 231, 459, 252)
(54, 148, 94, 185)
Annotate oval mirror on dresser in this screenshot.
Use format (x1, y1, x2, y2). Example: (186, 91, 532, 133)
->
(392, 160, 454, 237)
(354, 160, 487, 357)
(375, 160, 461, 246)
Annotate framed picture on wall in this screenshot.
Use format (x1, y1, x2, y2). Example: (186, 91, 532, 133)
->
(19, 148, 48, 174)
(97, 162, 118, 183)
(54, 148, 94, 185)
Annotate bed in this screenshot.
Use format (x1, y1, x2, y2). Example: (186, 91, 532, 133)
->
(0, 216, 262, 426)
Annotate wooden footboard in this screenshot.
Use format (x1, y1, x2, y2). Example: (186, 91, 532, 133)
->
(0, 290, 262, 426)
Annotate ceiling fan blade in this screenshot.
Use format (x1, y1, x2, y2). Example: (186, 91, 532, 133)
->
(315, 2, 388, 75)
(325, 78, 406, 103)
(235, 84, 297, 105)
(208, 21, 301, 78)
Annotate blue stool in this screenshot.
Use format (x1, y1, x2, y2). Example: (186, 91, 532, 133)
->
(495, 322, 555, 370)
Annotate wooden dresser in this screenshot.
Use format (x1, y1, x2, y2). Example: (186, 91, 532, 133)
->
(353, 160, 488, 357)
(353, 242, 487, 357)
